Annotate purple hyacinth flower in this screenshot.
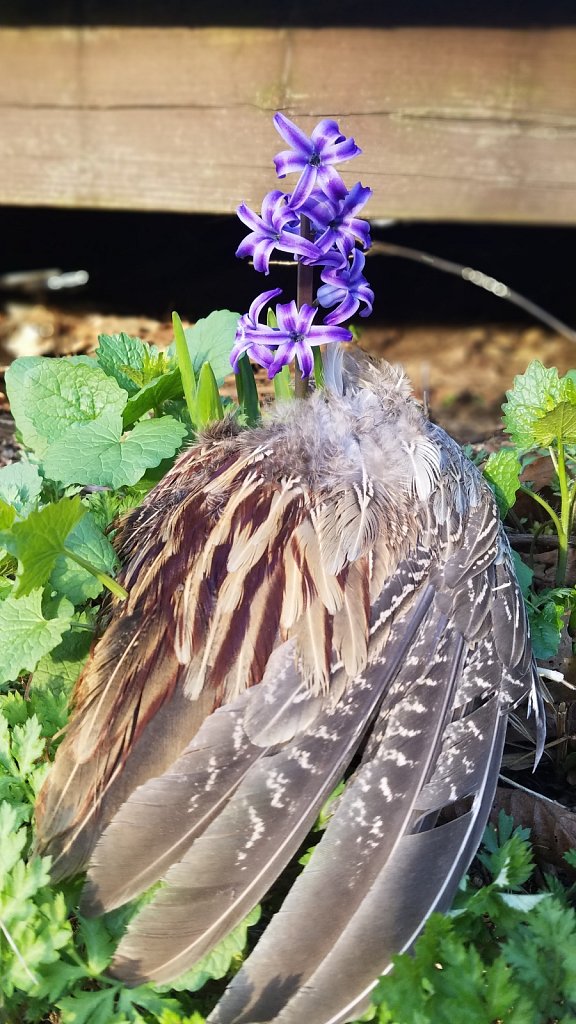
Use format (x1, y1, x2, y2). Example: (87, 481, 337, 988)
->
(317, 250, 375, 325)
(302, 183, 372, 259)
(231, 291, 352, 379)
(236, 190, 321, 275)
(273, 113, 361, 209)
(230, 288, 282, 372)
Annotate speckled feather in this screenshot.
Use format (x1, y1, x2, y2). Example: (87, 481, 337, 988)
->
(35, 349, 543, 1024)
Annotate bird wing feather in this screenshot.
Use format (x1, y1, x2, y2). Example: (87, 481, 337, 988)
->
(34, 361, 542, 1024)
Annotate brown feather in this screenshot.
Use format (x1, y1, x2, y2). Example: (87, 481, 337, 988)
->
(35, 350, 544, 1024)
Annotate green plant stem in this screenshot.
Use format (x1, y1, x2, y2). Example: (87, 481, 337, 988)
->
(62, 547, 128, 600)
(172, 310, 197, 423)
(295, 215, 314, 399)
(555, 440, 572, 586)
(519, 485, 563, 538)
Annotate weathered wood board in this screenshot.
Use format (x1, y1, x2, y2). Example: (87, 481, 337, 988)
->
(1, 26, 575, 222)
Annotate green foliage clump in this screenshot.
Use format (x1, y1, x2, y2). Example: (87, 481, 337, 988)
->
(369, 813, 576, 1024)
(0, 315, 265, 1024)
(483, 360, 576, 660)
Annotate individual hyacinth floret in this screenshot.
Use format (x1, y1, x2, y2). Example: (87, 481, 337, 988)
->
(231, 292, 352, 379)
(300, 182, 372, 259)
(233, 112, 373, 379)
(317, 249, 374, 326)
(235, 190, 321, 275)
(273, 113, 361, 208)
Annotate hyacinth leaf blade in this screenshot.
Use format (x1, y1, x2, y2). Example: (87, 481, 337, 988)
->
(172, 311, 198, 425)
(235, 355, 261, 426)
(313, 347, 325, 390)
(195, 362, 224, 429)
(273, 364, 293, 401)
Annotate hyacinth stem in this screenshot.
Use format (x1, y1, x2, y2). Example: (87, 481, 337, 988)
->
(295, 215, 314, 398)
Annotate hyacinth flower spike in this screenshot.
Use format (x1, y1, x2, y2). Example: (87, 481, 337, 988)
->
(35, 114, 544, 1024)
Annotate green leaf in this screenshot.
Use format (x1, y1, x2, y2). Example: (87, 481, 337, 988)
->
(483, 449, 521, 517)
(182, 309, 240, 385)
(273, 363, 293, 402)
(173, 311, 198, 425)
(510, 550, 534, 598)
(195, 361, 224, 428)
(122, 367, 184, 428)
(1, 496, 86, 597)
(0, 801, 72, 998)
(0, 498, 16, 531)
(479, 831, 534, 889)
(5, 357, 127, 455)
(313, 346, 324, 389)
(50, 512, 119, 605)
(0, 589, 71, 684)
(42, 412, 186, 488)
(77, 915, 116, 974)
(96, 332, 150, 394)
(503, 361, 566, 450)
(564, 849, 576, 870)
(528, 598, 564, 660)
(57, 986, 118, 1024)
(0, 462, 43, 515)
(236, 354, 261, 426)
(10, 715, 45, 779)
(31, 619, 92, 736)
(532, 401, 576, 447)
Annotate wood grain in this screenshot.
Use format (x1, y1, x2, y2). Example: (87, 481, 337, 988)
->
(1, 26, 575, 221)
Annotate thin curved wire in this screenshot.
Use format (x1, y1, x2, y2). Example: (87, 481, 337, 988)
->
(369, 240, 576, 344)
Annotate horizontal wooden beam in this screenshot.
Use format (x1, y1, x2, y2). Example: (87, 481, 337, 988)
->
(1, 26, 576, 222)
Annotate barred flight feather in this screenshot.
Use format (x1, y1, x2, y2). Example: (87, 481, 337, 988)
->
(35, 348, 544, 1024)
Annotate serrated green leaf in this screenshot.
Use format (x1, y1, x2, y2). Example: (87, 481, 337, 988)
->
(503, 361, 565, 450)
(5, 357, 127, 455)
(77, 915, 115, 974)
(0, 589, 70, 684)
(1, 496, 86, 597)
(182, 310, 240, 385)
(30, 627, 91, 738)
(483, 449, 521, 517)
(57, 986, 118, 1024)
(0, 462, 42, 515)
(10, 716, 44, 779)
(528, 599, 564, 660)
(195, 361, 224, 428)
(564, 849, 576, 869)
(96, 333, 150, 394)
(531, 401, 576, 447)
(42, 411, 186, 488)
(50, 512, 118, 605)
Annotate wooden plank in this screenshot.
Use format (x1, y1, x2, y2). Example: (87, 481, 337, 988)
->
(0, 26, 575, 222)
